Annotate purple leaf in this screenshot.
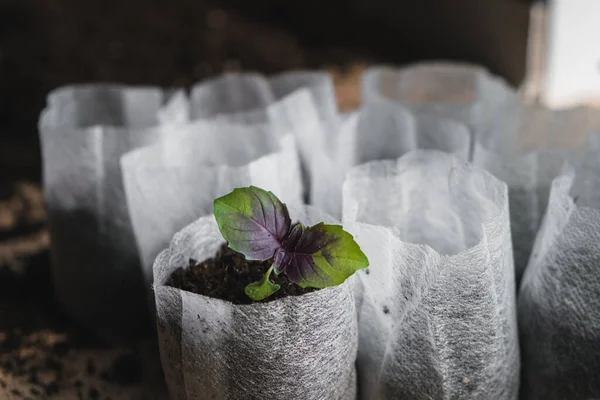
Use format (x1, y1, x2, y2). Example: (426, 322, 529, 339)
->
(213, 186, 291, 260)
(214, 186, 369, 300)
(276, 223, 369, 288)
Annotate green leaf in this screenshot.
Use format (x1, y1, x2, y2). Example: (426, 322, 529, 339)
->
(213, 186, 291, 261)
(245, 265, 281, 301)
(280, 223, 369, 289)
(214, 186, 369, 299)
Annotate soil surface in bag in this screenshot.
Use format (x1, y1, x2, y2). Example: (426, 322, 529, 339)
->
(167, 243, 315, 304)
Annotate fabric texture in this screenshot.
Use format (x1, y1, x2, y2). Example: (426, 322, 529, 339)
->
(362, 63, 517, 134)
(39, 85, 181, 342)
(122, 124, 303, 288)
(473, 103, 600, 283)
(154, 205, 357, 400)
(343, 150, 519, 399)
(519, 149, 600, 399)
(187, 72, 344, 218)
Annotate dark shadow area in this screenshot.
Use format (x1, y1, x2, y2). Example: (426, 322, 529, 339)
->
(1, 0, 530, 178)
(47, 208, 152, 344)
(223, 0, 530, 80)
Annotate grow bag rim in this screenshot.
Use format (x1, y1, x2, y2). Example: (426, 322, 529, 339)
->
(342, 149, 509, 258)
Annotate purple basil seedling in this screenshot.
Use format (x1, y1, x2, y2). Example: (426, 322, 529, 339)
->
(213, 186, 369, 300)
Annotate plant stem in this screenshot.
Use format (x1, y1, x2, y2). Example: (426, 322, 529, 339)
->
(245, 264, 281, 301)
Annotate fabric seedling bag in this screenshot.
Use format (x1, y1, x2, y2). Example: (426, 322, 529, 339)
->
(519, 149, 600, 399)
(206, 76, 471, 220)
(346, 99, 471, 167)
(153, 206, 357, 400)
(269, 71, 340, 149)
(472, 103, 600, 283)
(342, 150, 519, 399)
(121, 120, 303, 289)
(362, 63, 518, 135)
(266, 89, 346, 218)
(189, 72, 343, 217)
(189, 73, 274, 123)
(39, 84, 180, 342)
(332, 98, 470, 224)
(189, 71, 338, 131)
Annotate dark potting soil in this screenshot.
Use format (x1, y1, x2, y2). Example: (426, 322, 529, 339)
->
(166, 243, 316, 304)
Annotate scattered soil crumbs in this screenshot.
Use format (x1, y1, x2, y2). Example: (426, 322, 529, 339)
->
(0, 330, 68, 397)
(0, 327, 165, 399)
(0, 180, 167, 399)
(167, 243, 316, 304)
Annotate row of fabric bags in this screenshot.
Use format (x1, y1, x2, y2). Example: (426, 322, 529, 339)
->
(39, 63, 600, 399)
(362, 64, 600, 284)
(361, 63, 600, 399)
(152, 129, 599, 399)
(342, 143, 600, 400)
(151, 148, 520, 399)
(182, 72, 348, 218)
(122, 72, 350, 293)
(362, 64, 518, 134)
(145, 68, 522, 398)
(38, 72, 345, 343)
(38, 67, 480, 343)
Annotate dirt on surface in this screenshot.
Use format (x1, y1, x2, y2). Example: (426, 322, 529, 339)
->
(167, 243, 315, 305)
(0, 181, 167, 399)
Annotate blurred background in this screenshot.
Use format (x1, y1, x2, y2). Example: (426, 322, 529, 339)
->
(0, 0, 534, 397)
(0, 0, 533, 181)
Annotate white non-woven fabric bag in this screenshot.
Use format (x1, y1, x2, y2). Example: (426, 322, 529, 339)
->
(189, 71, 338, 132)
(342, 150, 519, 399)
(518, 151, 600, 399)
(347, 99, 471, 167)
(189, 72, 343, 217)
(39, 84, 181, 342)
(472, 103, 600, 283)
(332, 93, 470, 221)
(266, 89, 345, 218)
(153, 206, 357, 400)
(121, 121, 303, 289)
(362, 63, 518, 134)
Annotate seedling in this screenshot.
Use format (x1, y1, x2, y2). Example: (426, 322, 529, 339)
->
(213, 186, 369, 301)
